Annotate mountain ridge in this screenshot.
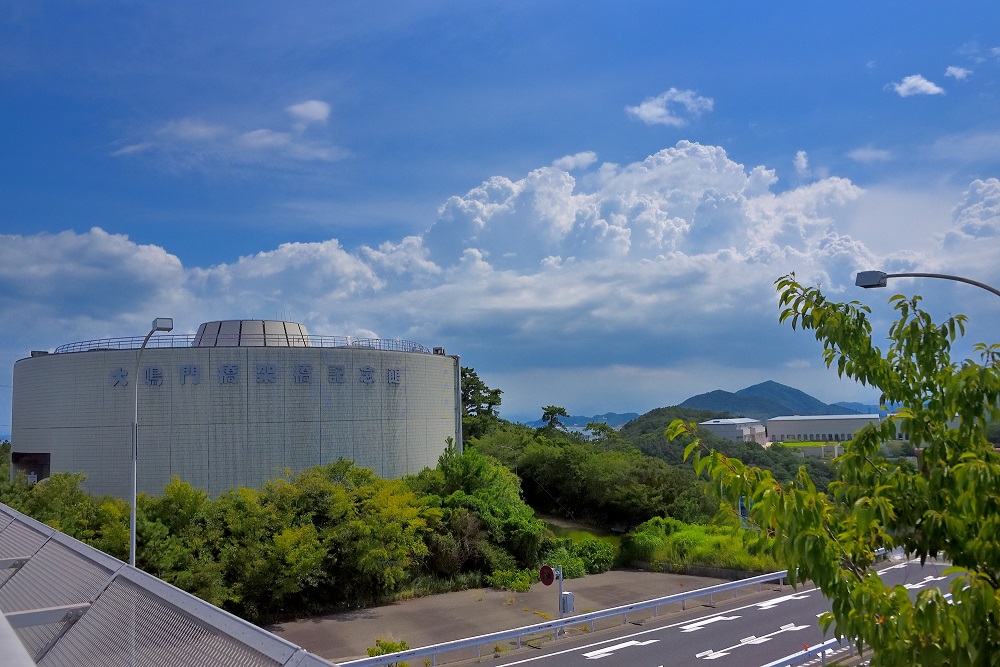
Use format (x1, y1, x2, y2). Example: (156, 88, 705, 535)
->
(512, 381, 878, 428)
(679, 380, 860, 421)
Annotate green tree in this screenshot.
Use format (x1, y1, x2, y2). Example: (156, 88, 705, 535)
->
(0, 440, 9, 480)
(461, 367, 504, 439)
(462, 367, 503, 417)
(409, 443, 545, 571)
(540, 405, 569, 431)
(585, 422, 628, 449)
(669, 274, 1000, 665)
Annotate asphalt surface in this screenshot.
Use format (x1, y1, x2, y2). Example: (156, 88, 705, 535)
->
(269, 570, 735, 663)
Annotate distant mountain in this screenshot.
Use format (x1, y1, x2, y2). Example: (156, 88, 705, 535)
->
(679, 380, 860, 421)
(833, 401, 880, 414)
(737, 381, 857, 415)
(833, 400, 900, 414)
(520, 412, 640, 429)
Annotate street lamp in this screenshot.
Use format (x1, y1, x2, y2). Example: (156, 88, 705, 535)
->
(856, 270, 1000, 299)
(130, 317, 173, 568)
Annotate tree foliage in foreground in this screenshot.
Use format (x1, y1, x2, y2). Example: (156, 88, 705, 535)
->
(669, 274, 1000, 665)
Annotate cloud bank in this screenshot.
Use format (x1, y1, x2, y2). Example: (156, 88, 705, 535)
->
(4, 143, 997, 416)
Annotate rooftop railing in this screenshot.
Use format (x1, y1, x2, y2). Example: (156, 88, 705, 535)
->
(52, 335, 432, 354)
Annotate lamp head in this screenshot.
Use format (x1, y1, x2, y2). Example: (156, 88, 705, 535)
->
(152, 318, 174, 332)
(855, 271, 889, 289)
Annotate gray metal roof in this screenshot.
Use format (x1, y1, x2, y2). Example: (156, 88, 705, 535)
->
(699, 418, 761, 425)
(766, 414, 883, 422)
(0, 503, 339, 667)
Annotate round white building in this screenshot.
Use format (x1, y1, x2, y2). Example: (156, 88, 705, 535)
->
(11, 320, 462, 498)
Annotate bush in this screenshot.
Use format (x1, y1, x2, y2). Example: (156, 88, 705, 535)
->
(367, 638, 410, 666)
(621, 517, 780, 573)
(542, 546, 587, 579)
(475, 540, 518, 573)
(619, 529, 662, 563)
(574, 539, 615, 574)
(485, 569, 534, 592)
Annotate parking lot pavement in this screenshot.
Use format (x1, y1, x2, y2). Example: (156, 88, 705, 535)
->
(269, 569, 732, 663)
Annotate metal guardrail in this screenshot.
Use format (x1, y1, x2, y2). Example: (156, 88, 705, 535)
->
(52, 335, 432, 354)
(345, 550, 889, 667)
(339, 570, 791, 667)
(760, 636, 855, 667)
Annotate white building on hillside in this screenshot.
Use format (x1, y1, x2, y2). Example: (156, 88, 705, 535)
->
(699, 418, 767, 445)
(765, 414, 894, 442)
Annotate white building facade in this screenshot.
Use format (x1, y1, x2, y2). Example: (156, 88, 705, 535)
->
(699, 418, 767, 445)
(765, 414, 891, 443)
(11, 320, 461, 498)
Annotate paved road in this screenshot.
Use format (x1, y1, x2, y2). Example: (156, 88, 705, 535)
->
(485, 556, 954, 667)
(271, 570, 732, 662)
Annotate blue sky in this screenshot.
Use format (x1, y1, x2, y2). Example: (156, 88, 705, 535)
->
(3, 1, 1000, 432)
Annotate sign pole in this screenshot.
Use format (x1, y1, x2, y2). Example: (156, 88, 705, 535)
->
(557, 565, 564, 619)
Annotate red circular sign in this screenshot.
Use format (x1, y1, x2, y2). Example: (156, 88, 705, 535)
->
(539, 565, 555, 586)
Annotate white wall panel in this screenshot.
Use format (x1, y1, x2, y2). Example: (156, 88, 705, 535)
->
(12, 343, 457, 498)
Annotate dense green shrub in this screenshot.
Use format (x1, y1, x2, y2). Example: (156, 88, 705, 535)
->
(485, 568, 534, 592)
(541, 545, 586, 579)
(574, 539, 615, 574)
(620, 517, 779, 573)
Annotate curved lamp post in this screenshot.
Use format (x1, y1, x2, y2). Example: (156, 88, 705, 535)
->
(130, 317, 173, 568)
(856, 270, 1000, 299)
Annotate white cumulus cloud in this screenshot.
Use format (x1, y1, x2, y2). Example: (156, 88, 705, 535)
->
(945, 66, 972, 80)
(947, 178, 1000, 241)
(890, 74, 945, 97)
(625, 88, 713, 127)
(794, 150, 810, 177)
(10, 143, 1000, 422)
(552, 151, 598, 171)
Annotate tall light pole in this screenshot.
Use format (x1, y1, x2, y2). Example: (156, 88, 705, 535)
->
(130, 317, 173, 568)
(856, 270, 1000, 299)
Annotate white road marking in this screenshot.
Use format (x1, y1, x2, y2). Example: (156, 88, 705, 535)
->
(876, 562, 910, 574)
(904, 575, 947, 590)
(755, 592, 813, 610)
(697, 623, 809, 660)
(499, 588, 823, 665)
(582, 640, 658, 660)
(679, 615, 741, 632)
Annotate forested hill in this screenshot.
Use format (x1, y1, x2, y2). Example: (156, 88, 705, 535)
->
(678, 380, 859, 421)
(618, 406, 729, 453)
(617, 405, 836, 488)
